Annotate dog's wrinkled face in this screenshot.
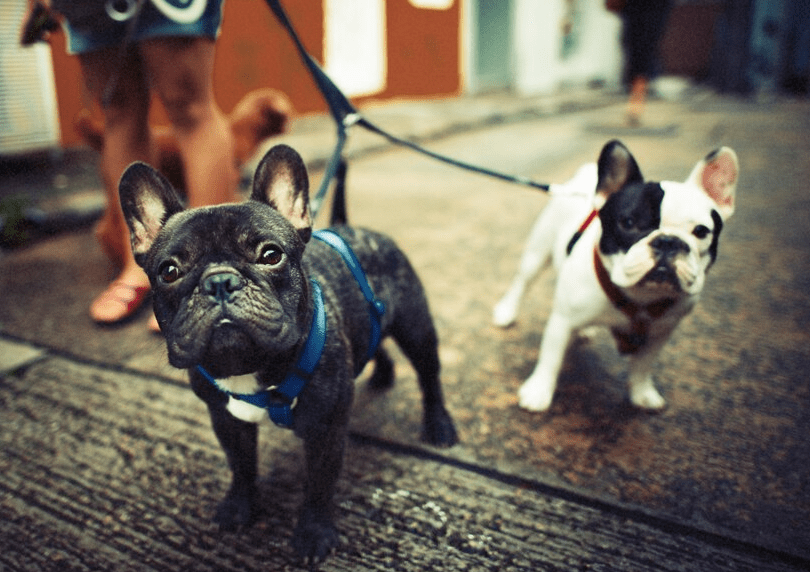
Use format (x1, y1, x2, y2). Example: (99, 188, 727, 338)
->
(596, 141, 738, 298)
(147, 205, 308, 375)
(119, 145, 314, 377)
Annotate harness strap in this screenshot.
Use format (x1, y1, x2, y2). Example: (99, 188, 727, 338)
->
(313, 229, 386, 364)
(593, 248, 675, 354)
(196, 280, 327, 428)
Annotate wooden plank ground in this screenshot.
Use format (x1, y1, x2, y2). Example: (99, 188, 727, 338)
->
(3, 97, 810, 563)
(1, 354, 804, 571)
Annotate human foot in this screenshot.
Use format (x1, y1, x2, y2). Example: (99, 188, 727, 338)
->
(90, 271, 150, 324)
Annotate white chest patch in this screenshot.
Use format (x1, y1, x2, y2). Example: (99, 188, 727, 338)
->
(214, 373, 270, 424)
(227, 397, 269, 424)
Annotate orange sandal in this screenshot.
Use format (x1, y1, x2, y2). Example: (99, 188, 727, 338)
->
(90, 280, 150, 324)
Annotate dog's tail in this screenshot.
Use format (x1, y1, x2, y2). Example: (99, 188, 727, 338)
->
(329, 158, 349, 226)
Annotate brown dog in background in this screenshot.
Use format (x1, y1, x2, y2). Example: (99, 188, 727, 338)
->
(75, 87, 293, 193)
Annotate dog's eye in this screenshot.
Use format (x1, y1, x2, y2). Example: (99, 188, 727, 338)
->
(693, 225, 711, 240)
(159, 263, 182, 284)
(259, 245, 284, 266)
(620, 216, 635, 230)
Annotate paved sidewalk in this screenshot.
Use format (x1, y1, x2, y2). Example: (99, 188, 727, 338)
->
(2, 90, 809, 571)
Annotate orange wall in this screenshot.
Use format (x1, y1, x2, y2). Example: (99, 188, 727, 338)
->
(381, 0, 461, 99)
(49, 0, 460, 148)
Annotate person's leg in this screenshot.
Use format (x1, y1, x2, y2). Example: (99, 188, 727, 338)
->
(621, 11, 647, 125)
(79, 47, 153, 322)
(141, 37, 238, 208)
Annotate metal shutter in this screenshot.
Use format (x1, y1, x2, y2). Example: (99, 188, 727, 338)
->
(0, 0, 61, 154)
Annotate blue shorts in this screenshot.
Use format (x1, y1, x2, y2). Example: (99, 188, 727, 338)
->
(57, 0, 225, 55)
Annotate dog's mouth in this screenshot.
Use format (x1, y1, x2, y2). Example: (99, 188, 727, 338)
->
(162, 287, 302, 374)
(162, 310, 264, 374)
(201, 321, 265, 376)
(640, 263, 682, 291)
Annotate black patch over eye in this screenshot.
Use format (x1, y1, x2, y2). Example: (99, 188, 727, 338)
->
(620, 216, 635, 230)
(159, 262, 182, 284)
(258, 244, 284, 266)
(693, 225, 711, 240)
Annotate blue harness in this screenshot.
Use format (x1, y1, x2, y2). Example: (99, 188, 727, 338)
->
(313, 229, 387, 363)
(197, 229, 385, 428)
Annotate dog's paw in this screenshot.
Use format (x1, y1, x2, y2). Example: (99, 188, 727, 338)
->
(422, 405, 459, 447)
(292, 509, 340, 565)
(629, 380, 666, 411)
(214, 487, 256, 531)
(574, 325, 601, 344)
(518, 377, 554, 412)
(492, 297, 518, 328)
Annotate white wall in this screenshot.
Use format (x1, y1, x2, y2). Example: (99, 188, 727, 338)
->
(465, 0, 623, 96)
(323, 0, 387, 97)
(514, 0, 623, 95)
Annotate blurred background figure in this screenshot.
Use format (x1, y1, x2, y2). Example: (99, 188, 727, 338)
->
(21, 0, 239, 326)
(607, 0, 673, 126)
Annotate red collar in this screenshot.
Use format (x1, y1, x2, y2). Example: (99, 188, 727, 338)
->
(593, 248, 676, 353)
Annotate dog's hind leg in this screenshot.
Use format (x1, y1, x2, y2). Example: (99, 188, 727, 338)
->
(391, 311, 458, 447)
(366, 346, 395, 390)
(493, 207, 558, 327)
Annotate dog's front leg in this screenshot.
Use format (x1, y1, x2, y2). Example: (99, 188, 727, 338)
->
(626, 335, 669, 410)
(291, 388, 352, 564)
(519, 311, 573, 411)
(190, 371, 258, 529)
(292, 421, 346, 564)
(207, 403, 259, 529)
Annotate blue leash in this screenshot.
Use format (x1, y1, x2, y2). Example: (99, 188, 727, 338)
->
(197, 232, 384, 428)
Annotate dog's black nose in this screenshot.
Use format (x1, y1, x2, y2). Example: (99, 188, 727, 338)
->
(203, 271, 245, 303)
(651, 235, 689, 258)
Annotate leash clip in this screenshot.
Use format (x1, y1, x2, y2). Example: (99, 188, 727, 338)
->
(105, 0, 140, 21)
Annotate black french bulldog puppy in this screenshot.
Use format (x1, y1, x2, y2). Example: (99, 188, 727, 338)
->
(119, 144, 458, 563)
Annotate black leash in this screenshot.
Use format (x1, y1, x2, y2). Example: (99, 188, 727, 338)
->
(263, 0, 550, 218)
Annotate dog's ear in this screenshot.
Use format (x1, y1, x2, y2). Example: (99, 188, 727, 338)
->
(119, 162, 184, 264)
(252, 144, 312, 243)
(686, 147, 738, 219)
(596, 140, 643, 195)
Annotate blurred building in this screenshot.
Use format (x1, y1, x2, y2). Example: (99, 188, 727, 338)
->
(2, 0, 806, 152)
(0, 1, 60, 154)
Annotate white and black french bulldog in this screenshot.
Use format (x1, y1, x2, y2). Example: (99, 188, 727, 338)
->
(119, 144, 458, 563)
(493, 140, 738, 412)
